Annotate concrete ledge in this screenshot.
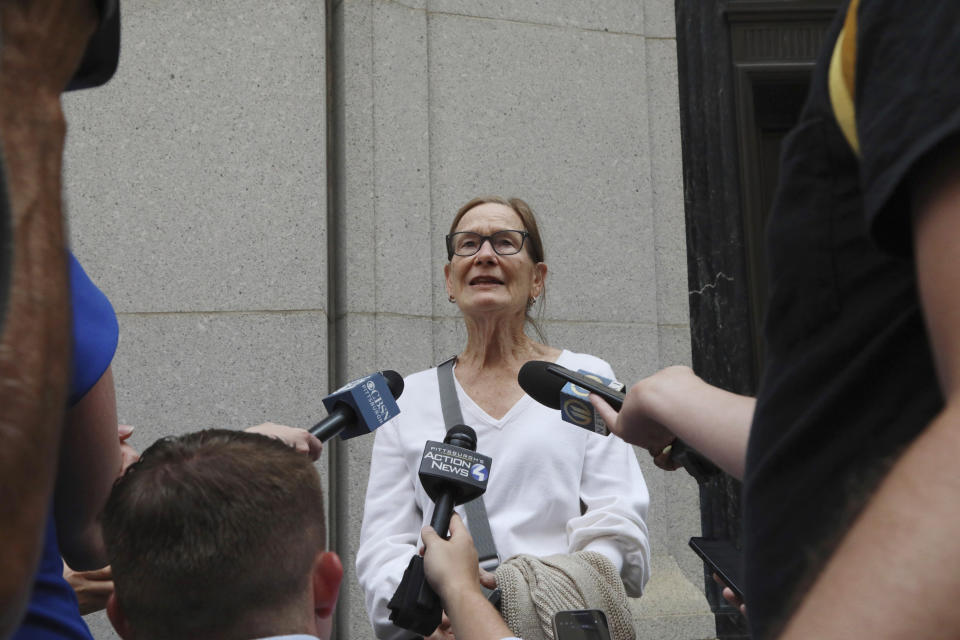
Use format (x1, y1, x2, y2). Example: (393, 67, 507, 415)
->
(631, 554, 716, 639)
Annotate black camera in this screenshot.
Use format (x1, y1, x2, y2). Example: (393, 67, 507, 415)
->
(66, 0, 121, 91)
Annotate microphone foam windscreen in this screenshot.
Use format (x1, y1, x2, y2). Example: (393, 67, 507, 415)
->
(444, 424, 477, 451)
(518, 360, 565, 409)
(382, 369, 405, 399)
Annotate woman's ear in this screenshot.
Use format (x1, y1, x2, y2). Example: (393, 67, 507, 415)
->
(444, 262, 454, 299)
(532, 262, 547, 299)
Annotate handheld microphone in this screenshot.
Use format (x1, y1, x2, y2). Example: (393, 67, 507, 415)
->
(518, 360, 625, 435)
(309, 370, 404, 442)
(419, 426, 491, 536)
(387, 425, 491, 636)
(518, 360, 718, 482)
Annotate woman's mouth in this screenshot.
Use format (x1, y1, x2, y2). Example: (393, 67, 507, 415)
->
(469, 276, 504, 286)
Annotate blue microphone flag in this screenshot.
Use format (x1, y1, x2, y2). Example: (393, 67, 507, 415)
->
(322, 372, 400, 440)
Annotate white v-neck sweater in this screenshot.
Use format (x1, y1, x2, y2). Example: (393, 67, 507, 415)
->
(356, 350, 651, 640)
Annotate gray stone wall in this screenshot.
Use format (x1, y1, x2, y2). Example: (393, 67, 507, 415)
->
(62, 1, 712, 638)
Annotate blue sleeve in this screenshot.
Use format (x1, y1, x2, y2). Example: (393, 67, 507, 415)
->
(68, 252, 118, 406)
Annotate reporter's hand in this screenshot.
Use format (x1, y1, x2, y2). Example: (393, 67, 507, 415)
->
(713, 573, 747, 616)
(63, 564, 112, 615)
(424, 613, 455, 640)
(589, 367, 698, 466)
(478, 566, 498, 590)
(245, 422, 323, 461)
(422, 514, 481, 602)
(117, 425, 139, 474)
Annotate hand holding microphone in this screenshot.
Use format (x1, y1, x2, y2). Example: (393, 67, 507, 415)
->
(519, 361, 718, 481)
(246, 422, 325, 460)
(244, 370, 403, 463)
(589, 389, 682, 470)
(421, 513, 514, 640)
(388, 425, 492, 636)
(421, 514, 480, 605)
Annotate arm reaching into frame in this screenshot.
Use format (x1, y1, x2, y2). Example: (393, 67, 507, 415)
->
(55, 367, 123, 570)
(590, 366, 755, 480)
(63, 565, 113, 616)
(779, 143, 960, 639)
(245, 422, 323, 460)
(422, 515, 517, 640)
(0, 0, 98, 633)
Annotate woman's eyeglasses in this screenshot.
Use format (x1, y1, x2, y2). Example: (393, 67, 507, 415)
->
(446, 230, 530, 260)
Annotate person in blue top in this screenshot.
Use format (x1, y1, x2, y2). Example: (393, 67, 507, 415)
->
(0, 2, 96, 634)
(12, 254, 122, 640)
(13, 253, 324, 640)
(0, 3, 324, 637)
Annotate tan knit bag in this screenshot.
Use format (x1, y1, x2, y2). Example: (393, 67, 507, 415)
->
(494, 551, 637, 640)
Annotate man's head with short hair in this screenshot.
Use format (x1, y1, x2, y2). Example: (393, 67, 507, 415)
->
(102, 429, 341, 640)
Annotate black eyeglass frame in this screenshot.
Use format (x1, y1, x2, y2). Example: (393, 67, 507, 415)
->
(445, 229, 531, 261)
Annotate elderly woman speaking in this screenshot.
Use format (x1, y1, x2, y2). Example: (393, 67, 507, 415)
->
(356, 196, 650, 639)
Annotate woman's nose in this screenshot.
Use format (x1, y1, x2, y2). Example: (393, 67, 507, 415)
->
(474, 238, 498, 261)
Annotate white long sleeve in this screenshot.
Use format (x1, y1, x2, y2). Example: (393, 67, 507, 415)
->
(568, 421, 651, 594)
(355, 420, 432, 640)
(355, 351, 651, 639)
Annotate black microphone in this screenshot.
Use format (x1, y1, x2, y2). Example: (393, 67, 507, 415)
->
(518, 360, 624, 435)
(309, 370, 404, 442)
(421, 425, 489, 536)
(519, 360, 625, 411)
(519, 360, 718, 482)
(387, 425, 492, 636)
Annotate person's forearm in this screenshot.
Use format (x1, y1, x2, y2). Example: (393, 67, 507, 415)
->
(646, 367, 754, 479)
(0, 87, 71, 635)
(444, 587, 514, 640)
(780, 406, 960, 638)
(56, 369, 121, 569)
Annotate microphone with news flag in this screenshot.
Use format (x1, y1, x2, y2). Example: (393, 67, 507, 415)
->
(518, 360, 718, 482)
(518, 360, 625, 435)
(309, 370, 404, 442)
(387, 425, 492, 636)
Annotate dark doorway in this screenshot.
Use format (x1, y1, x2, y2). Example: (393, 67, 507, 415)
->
(674, 1, 842, 637)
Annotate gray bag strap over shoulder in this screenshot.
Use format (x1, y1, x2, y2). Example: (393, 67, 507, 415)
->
(437, 356, 500, 572)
